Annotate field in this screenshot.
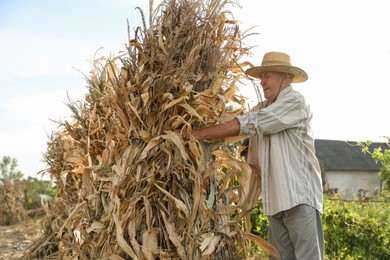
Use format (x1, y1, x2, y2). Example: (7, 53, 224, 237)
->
(0, 219, 42, 260)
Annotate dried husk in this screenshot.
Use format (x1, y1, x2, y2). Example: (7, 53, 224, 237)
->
(24, 0, 277, 259)
(0, 182, 27, 225)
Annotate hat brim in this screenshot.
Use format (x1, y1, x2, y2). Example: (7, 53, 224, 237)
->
(246, 65, 308, 83)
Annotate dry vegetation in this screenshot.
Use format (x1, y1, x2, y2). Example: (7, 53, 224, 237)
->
(0, 219, 43, 260)
(24, 0, 277, 259)
(0, 182, 27, 226)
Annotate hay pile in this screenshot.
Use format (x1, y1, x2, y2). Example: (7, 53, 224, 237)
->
(0, 182, 27, 225)
(26, 0, 276, 259)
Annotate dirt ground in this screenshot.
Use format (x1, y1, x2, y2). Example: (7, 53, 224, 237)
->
(0, 218, 43, 260)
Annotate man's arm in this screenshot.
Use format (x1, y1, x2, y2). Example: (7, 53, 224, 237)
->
(191, 118, 241, 141)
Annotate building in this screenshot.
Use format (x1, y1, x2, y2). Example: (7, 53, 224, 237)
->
(315, 139, 387, 199)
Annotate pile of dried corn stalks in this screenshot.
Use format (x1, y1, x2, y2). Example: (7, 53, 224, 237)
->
(26, 0, 278, 259)
(0, 182, 27, 225)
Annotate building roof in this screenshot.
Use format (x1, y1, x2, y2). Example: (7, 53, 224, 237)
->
(314, 139, 387, 171)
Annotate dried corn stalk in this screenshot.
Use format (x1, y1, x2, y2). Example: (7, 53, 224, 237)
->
(25, 0, 275, 259)
(0, 182, 27, 225)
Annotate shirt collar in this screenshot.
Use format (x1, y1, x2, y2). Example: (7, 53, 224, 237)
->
(268, 85, 292, 104)
(278, 85, 292, 98)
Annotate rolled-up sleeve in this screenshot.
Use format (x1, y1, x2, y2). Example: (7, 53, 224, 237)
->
(237, 114, 259, 135)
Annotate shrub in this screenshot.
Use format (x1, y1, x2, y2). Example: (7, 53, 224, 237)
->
(22, 178, 53, 210)
(322, 196, 389, 259)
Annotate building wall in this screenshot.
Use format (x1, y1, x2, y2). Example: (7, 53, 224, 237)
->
(325, 170, 381, 199)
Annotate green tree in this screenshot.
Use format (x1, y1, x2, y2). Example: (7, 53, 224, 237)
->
(0, 156, 24, 183)
(372, 146, 390, 192)
(358, 138, 390, 193)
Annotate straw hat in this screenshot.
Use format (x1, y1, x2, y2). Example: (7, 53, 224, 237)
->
(246, 52, 308, 83)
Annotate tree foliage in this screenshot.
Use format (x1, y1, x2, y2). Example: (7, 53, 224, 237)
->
(358, 138, 390, 193)
(0, 156, 24, 183)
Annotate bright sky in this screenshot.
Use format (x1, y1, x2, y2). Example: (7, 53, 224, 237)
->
(1, 0, 389, 179)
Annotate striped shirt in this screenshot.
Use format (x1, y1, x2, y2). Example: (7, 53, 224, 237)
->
(236, 86, 323, 216)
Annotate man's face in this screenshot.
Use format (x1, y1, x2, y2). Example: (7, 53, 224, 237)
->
(259, 71, 285, 102)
